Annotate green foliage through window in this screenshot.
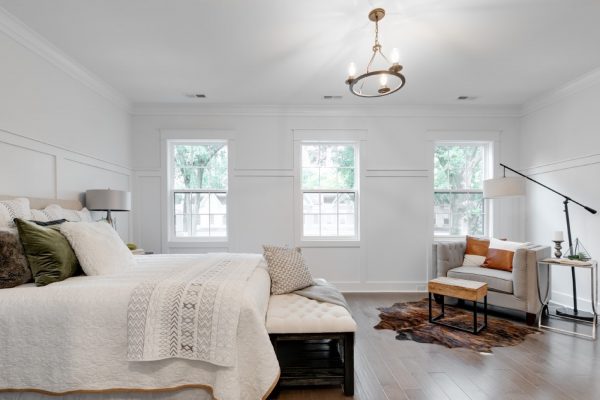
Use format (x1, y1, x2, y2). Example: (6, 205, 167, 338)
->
(172, 143, 228, 190)
(434, 143, 487, 236)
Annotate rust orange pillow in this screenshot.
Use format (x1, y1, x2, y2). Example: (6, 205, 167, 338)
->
(482, 238, 526, 272)
(462, 236, 490, 266)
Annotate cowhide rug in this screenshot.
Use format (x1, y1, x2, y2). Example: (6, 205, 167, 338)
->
(374, 299, 540, 353)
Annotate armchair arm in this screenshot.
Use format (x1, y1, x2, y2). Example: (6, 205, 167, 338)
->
(512, 245, 551, 312)
(432, 241, 466, 277)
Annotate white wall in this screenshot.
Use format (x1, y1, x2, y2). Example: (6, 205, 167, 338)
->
(520, 72, 600, 311)
(132, 104, 522, 291)
(0, 17, 133, 239)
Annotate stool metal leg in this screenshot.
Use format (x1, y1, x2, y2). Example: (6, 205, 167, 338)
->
(473, 300, 478, 334)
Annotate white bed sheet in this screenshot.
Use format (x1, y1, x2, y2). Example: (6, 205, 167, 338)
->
(0, 254, 279, 400)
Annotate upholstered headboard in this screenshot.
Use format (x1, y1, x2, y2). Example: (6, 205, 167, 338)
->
(0, 196, 82, 210)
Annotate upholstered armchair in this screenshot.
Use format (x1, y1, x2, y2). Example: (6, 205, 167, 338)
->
(432, 241, 551, 325)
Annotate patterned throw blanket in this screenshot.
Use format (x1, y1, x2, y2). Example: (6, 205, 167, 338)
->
(127, 253, 261, 367)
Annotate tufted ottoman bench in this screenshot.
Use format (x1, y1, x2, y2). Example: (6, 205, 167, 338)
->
(266, 291, 356, 396)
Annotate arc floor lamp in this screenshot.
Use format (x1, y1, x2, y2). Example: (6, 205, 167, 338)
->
(484, 163, 597, 321)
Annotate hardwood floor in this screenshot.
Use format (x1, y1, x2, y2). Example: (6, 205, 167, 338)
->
(278, 293, 600, 400)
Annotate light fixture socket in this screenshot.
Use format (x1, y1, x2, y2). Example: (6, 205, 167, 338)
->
(389, 64, 403, 73)
(378, 86, 391, 94)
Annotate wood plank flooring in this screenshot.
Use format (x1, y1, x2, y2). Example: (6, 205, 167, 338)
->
(278, 293, 600, 400)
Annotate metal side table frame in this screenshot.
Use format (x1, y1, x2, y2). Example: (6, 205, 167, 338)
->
(537, 260, 598, 340)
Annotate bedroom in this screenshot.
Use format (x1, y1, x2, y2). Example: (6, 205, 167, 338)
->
(0, 0, 599, 399)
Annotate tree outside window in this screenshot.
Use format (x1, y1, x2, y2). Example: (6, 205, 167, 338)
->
(433, 143, 489, 236)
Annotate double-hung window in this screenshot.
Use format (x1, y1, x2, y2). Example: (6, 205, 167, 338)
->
(301, 142, 359, 239)
(168, 140, 228, 240)
(433, 142, 491, 237)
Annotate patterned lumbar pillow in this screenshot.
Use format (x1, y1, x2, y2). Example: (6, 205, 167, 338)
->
(482, 238, 526, 272)
(0, 198, 32, 228)
(462, 235, 490, 267)
(0, 229, 32, 288)
(263, 245, 314, 295)
(42, 204, 94, 222)
(60, 221, 135, 276)
(14, 219, 80, 286)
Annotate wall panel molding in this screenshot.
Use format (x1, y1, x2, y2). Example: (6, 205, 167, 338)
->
(521, 153, 600, 176)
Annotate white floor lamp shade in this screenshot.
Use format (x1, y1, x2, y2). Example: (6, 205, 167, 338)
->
(483, 177, 525, 198)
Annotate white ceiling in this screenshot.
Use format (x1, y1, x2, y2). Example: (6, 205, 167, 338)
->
(2, 0, 600, 106)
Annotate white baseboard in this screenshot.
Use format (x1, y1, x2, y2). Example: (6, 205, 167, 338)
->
(333, 281, 428, 293)
(550, 290, 598, 312)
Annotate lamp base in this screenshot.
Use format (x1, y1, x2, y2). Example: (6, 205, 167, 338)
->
(555, 307, 595, 322)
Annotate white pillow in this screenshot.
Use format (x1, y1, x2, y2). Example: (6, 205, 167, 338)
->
(44, 204, 94, 222)
(0, 198, 32, 228)
(60, 221, 135, 276)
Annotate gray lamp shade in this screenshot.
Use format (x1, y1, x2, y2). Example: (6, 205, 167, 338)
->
(483, 177, 525, 199)
(85, 189, 131, 211)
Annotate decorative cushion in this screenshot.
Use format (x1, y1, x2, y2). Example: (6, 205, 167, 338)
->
(447, 265, 514, 294)
(263, 245, 314, 295)
(0, 198, 32, 228)
(14, 219, 80, 286)
(483, 238, 526, 272)
(0, 229, 31, 288)
(32, 219, 68, 227)
(30, 209, 52, 222)
(463, 236, 490, 267)
(266, 293, 357, 334)
(60, 221, 135, 276)
(42, 204, 94, 222)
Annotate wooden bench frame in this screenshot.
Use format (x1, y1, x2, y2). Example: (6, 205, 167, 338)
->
(269, 332, 354, 397)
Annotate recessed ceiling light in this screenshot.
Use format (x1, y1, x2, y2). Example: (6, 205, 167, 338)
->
(323, 95, 343, 100)
(185, 93, 206, 99)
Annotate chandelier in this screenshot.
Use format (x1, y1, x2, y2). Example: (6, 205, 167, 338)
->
(345, 8, 406, 98)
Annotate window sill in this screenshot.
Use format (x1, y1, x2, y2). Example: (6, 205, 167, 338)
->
(298, 240, 361, 248)
(167, 240, 229, 248)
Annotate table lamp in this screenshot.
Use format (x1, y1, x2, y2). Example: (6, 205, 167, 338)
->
(85, 189, 131, 227)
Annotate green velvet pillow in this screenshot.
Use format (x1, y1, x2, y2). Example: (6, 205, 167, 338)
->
(14, 218, 80, 286)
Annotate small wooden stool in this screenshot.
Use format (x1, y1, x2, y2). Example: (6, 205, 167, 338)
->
(428, 277, 488, 334)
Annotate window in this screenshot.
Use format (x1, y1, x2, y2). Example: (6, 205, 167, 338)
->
(433, 142, 490, 236)
(168, 141, 228, 239)
(301, 143, 358, 239)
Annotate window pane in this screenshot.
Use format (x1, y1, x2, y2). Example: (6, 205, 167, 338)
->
(172, 143, 227, 189)
(434, 144, 484, 190)
(338, 193, 355, 213)
(303, 193, 320, 214)
(302, 168, 320, 189)
(302, 145, 320, 167)
(434, 192, 484, 236)
(324, 145, 354, 167)
(174, 192, 188, 214)
(210, 214, 227, 237)
(321, 214, 338, 236)
(319, 167, 338, 188)
(321, 193, 337, 213)
(337, 168, 355, 189)
(303, 214, 320, 236)
(191, 214, 209, 237)
(338, 214, 355, 236)
(175, 214, 190, 237)
(190, 193, 208, 214)
(211, 193, 227, 214)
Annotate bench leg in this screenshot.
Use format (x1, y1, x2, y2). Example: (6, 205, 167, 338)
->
(343, 332, 354, 396)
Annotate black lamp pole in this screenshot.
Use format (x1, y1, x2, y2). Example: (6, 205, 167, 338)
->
(500, 163, 597, 321)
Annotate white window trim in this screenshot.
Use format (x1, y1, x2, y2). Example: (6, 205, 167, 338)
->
(165, 138, 230, 244)
(433, 140, 494, 239)
(295, 140, 361, 244)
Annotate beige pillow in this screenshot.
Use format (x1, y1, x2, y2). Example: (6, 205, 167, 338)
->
(0, 198, 32, 228)
(263, 245, 314, 295)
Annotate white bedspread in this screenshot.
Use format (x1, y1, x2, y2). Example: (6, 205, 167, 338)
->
(0, 254, 279, 400)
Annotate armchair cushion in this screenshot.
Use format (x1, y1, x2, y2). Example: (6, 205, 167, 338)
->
(447, 266, 513, 294)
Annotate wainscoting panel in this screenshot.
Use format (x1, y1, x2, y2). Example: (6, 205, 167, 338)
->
(0, 139, 56, 198)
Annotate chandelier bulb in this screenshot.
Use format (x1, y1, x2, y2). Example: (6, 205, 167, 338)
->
(348, 62, 357, 78)
(379, 74, 388, 87)
(390, 48, 400, 64)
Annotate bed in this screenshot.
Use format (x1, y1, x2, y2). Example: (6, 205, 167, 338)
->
(0, 197, 279, 400)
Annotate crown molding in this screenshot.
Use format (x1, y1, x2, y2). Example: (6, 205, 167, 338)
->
(0, 6, 131, 112)
(520, 66, 600, 117)
(132, 103, 521, 118)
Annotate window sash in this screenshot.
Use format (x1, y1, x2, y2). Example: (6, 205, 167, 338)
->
(172, 190, 227, 238)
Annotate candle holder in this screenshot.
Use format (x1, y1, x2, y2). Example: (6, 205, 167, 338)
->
(553, 240, 563, 259)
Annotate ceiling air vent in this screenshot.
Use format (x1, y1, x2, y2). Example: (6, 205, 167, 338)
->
(457, 95, 477, 101)
(323, 95, 343, 100)
(185, 93, 206, 99)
